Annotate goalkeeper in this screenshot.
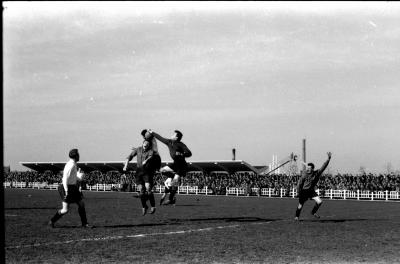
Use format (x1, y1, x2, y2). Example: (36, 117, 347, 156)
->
(148, 129, 192, 205)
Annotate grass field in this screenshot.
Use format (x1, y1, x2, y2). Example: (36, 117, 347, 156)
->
(4, 188, 400, 263)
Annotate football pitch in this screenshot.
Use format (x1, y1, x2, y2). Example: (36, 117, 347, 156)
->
(5, 189, 400, 264)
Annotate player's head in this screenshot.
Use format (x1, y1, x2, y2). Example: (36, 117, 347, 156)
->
(141, 129, 153, 140)
(142, 140, 151, 150)
(172, 130, 183, 141)
(306, 163, 315, 173)
(69, 149, 80, 162)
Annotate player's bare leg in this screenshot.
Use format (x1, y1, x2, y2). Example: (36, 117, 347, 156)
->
(311, 196, 323, 218)
(167, 174, 180, 205)
(145, 182, 156, 214)
(160, 192, 167, 205)
(294, 203, 304, 221)
(138, 185, 148, 216)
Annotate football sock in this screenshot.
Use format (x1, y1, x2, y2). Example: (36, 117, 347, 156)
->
(148, 192, 155, 207)
(51, 210, 63, 223)
(295, 208, 301, 218)
(78, 206, 88, 225)
(169, 187, 177, 203)
(139, 192, 148, 208)
(311, 203, 321, 215)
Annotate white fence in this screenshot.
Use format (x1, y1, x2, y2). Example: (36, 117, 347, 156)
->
(3, 182, 400, 201)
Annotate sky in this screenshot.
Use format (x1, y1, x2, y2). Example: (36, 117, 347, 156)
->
(3, 1, 400, 174)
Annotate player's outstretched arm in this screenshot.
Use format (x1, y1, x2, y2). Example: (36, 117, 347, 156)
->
(318, 152, 332, 174)
(148, 129, 169, 145)
(123, 148, 137, 171)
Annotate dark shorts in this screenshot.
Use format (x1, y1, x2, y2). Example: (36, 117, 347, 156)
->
(135, 167, 154, 186)
(298, 189, 319, 204)
(58, 184, 82, 203)
(164, 186, 172, 193)
(147, 154, 161, 171)
(169, 158, 188, 177)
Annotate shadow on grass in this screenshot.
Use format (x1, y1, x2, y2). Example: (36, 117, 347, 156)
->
(6, 207, 56, 210)
(66, 217, 278, 229)
(166, 216, 279, 223)
(302, 219, 370, 223)
(162, 204, 210, 207)
(56, 222, 180, 228)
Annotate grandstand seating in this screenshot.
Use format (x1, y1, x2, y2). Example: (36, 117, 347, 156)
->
(4, 170, 400, 201)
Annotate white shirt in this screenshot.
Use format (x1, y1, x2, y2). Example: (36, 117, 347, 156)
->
(164, 177, 172, 188)
(63, 159, 78, 191)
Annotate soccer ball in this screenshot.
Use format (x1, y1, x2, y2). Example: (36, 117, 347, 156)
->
(144, 131, 153, 140)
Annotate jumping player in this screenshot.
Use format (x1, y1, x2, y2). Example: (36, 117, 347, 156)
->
(48, 149, 92, 228)
(295, 152, 332, 220)
(123, 139, 160, 215)
(148, 129, 192, 205)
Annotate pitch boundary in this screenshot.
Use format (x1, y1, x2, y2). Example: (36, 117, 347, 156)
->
(5, 221, 274, 250)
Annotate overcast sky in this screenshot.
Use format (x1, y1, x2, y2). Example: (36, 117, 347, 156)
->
(3, 1, 400, 174)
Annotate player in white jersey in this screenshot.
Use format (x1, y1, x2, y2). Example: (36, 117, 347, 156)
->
(48, 149, 92, 228)
(159, 174, 175, 206)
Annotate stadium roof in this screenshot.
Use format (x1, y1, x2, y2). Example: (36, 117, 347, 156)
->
(20, 160, 260, 174)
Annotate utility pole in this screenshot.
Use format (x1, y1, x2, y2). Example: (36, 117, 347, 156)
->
(302, 139, 306, 172)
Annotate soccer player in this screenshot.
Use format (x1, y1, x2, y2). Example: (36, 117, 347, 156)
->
(295, 152, 332, 220)
(123, 139, 159, 215)
(159, 173, 174, 206)
(48, 149, 92, 228)
(148, 129, 192, 205)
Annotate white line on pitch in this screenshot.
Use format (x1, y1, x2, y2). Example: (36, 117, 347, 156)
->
(6, 222, 272, 250)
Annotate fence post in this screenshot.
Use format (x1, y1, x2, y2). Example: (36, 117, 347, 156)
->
(236, 188, 239, 196)
(196, 186, 198, 195)
(205, 186, 208, 195)
(292, 188, 295, 198)
(343, 190, 346, 200)
(104, 184, 106, 191)
(330, 189, 333, 199)
(280, 188, 283, 198)
(226, 187, 228, 196)
(385, 190, 388, 201)
(371, 192, 374, 201)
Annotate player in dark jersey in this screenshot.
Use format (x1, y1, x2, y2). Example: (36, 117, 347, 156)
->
(123, 139, 160, 215)
(148, 129, 192, 205)
(295, 152, 332, 220)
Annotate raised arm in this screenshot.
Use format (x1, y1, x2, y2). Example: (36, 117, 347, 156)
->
(318, 152, 332, 175)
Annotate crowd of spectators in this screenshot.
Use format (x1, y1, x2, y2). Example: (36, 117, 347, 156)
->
(3, 170, 400, 193)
